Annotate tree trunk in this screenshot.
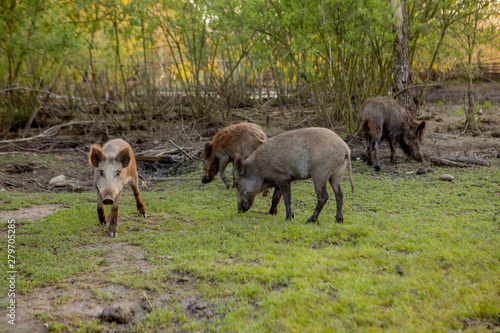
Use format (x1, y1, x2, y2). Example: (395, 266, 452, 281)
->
(392, 0, 417, 116)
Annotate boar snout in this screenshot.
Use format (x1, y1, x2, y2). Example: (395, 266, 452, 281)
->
(102, 197, 114, 205)
(201, 174, 213, 184)
(238, 202, 251, 214)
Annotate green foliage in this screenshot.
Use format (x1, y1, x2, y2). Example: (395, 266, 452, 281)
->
(0, 166, 499, 330)
(0, 0, 499, 132)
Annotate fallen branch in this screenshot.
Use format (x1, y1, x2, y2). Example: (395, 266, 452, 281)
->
(426, 154, 492, 167)
(427, 155, 467, 167)
(167, 140, 193, 161)
(440, 155, 491, 166)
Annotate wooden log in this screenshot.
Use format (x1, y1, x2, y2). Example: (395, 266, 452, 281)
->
(428, 155, 467, 167)
(425, 154, 492, 167)
(440, 155, 491, 166)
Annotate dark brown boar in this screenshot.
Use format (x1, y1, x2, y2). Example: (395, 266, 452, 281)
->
(233, 127, 354, 223)
(358, 97, 426, 171)
(88, 139, 147, 237)
(202, 122, 267, 189)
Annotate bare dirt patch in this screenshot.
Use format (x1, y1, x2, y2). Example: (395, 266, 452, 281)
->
(1, 204, 66, 223)
(0, 277, 151, 333)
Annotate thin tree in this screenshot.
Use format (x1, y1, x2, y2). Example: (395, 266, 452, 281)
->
(392, 0, 417, 115)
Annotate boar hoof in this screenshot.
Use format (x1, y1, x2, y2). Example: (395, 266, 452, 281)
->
(374, 165, 381, 172)
(335, 217, 343, 224)
(140, 213, 147, 218)
(110, 232, 118, 237)
(306, 217, 317, 224)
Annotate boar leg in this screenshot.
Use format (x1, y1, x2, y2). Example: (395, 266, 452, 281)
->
(277, 181, 294, 221)
(306, 181, 329, 223)
(365, 135, 373, 166)
(373, 139, 381, 171)
(218, 154, 231, 189)
(388, 136, 398, 164)
(97, 192, 107, 225)
(329, 173, 344, 223)
(130, 180, 147, 218)
(269, 187, 282, 215)
(108, 196, 120, 237)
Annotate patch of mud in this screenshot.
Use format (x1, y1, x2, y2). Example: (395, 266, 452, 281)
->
(3, 204, 66, 223)
(77, 242, 152, 274)
(179, 297, 214, 318)
(0, 278, 149, 333)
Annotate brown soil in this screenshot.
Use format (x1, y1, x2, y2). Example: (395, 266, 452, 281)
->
(1, 204, 66, 223)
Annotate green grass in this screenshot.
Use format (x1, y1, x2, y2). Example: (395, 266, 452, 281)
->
(1, 164, 499, 331)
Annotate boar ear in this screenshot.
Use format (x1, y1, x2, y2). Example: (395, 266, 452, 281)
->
(116, 147, 131, 168)
(203, 141, 213, 157)
(89, 144, 105, 168)
(234, 158, 245, 176)
(416, 121, 426, 136)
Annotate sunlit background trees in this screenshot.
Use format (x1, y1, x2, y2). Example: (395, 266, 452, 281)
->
(0, 0, 498, 134)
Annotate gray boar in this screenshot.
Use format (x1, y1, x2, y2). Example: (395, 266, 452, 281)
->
(88, 139, 147, 237)
(358, 97, 426, 171)
(233, 127, 354, 223)
(202, 122, 267, 189)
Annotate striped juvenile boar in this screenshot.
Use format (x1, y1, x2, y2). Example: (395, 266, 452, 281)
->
(88, 139, 147, 237)
(233, 128, 354, 223)
(358, 97, 426, 171)
(202, 122, 267, 189)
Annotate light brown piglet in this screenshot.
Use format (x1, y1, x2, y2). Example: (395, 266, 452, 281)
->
(88, 139, 147, 237)
(202, 122, 267, 189)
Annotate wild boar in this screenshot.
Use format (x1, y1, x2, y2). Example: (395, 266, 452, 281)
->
(233, 127, 354, 223)
(202, 122, 267, 189)
(88, 139, 147, 237)
(358, 97, 426, 171)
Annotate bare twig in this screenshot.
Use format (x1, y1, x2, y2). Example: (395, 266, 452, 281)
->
(167, 139, 193, 160)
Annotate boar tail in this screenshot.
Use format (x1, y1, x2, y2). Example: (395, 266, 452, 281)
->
(346, 152, 354, 193)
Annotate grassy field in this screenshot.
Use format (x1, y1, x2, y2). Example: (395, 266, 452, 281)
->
(1, 163, 499, 332)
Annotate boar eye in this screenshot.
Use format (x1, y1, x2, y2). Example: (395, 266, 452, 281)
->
(99, 170, 104, 177)
(115, 170, 121, 177)
(234, 182, 239, 188)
